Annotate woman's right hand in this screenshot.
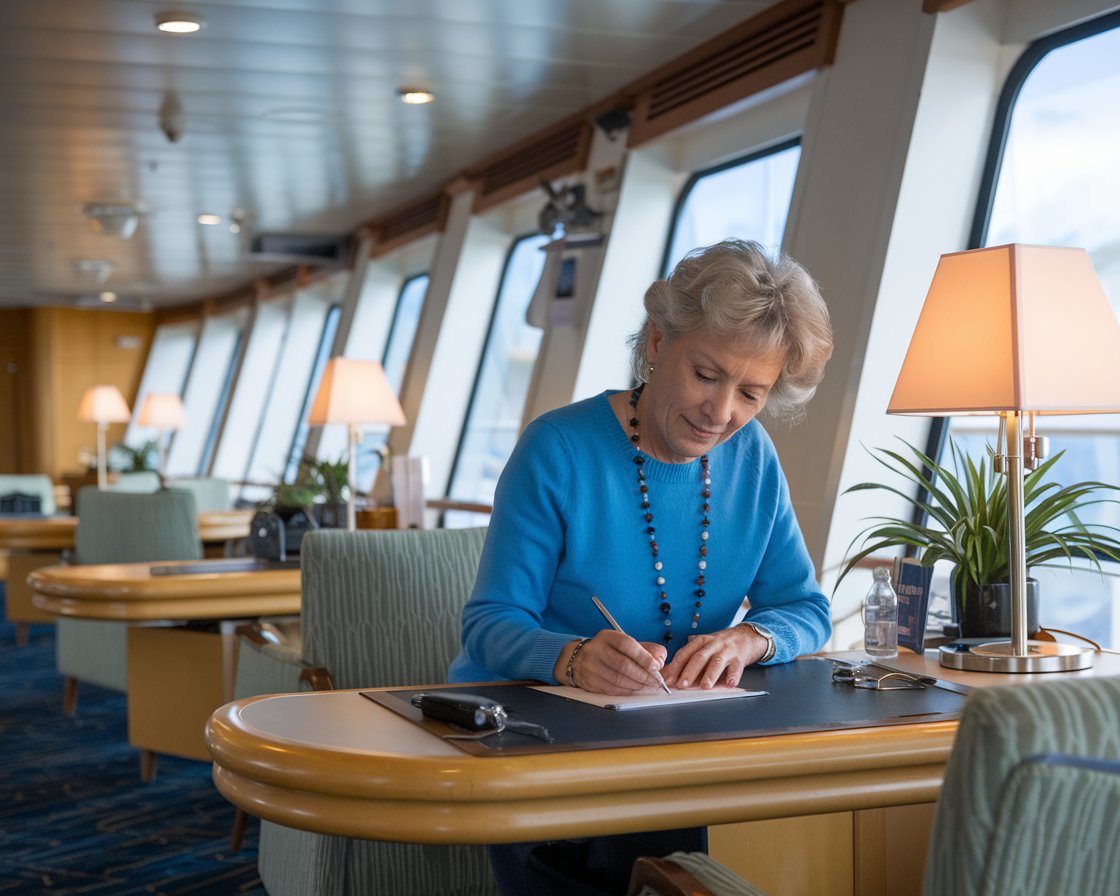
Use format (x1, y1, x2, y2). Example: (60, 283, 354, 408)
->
(557, 630, 669, 695)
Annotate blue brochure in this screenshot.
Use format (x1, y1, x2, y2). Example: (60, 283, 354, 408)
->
(893, 557, 934, 653)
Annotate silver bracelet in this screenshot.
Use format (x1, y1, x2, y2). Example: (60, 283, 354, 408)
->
(739, 621, 776, 663)
(565, 638, 591, 688)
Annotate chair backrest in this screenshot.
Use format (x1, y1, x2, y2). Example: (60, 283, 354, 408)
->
(924, 675, 1120, 896)
(105, 471, 162, 493)
(167, 476, 234, 512)
(0, 474, 56, 515)
(74, 486, 202, 564)
(300, 527, 487, 690)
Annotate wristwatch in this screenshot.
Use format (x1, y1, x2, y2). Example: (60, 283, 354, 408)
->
(739, 621, 776, 663)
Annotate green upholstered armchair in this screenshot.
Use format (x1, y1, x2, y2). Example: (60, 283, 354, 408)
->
(232, 526, 498, 896)
(923, 674, 1120, 896)
(58, 487, 202, 716)
(166, 477, 234, 512)
(627, 675, 1120, 896)
(104, 471, 162, 493)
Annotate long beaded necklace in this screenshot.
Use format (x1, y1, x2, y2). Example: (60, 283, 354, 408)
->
(628, 383, 711, 643)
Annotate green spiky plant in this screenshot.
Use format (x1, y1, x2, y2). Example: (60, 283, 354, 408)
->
(298, 455, 349, 506)
(836, 440, 1120, 596)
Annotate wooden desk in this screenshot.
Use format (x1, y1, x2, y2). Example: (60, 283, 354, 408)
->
(28, 558, 301, 767)
(205, 650, 1120, 895)
(1, 511, 254, 641)
(28, 557, 301, 621)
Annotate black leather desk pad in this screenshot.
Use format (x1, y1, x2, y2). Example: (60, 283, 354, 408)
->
(150, 557, 300, 576)
(362, 657, 969, 757)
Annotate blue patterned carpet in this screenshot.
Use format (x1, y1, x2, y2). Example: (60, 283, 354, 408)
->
(0, 587, 265, 895)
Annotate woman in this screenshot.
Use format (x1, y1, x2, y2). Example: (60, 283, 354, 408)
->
(448, 238, 834, 894)
(450, 238, 832, 692)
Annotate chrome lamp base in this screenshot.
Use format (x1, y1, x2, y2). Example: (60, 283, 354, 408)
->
(939, 639, 1094, 673)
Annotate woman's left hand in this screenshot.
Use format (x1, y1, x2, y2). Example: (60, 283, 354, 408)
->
(661, 625, 770, 689)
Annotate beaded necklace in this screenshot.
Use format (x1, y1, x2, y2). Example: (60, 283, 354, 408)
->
(628, 384, 711, 643)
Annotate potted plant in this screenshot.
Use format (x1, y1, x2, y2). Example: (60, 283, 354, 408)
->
(109, 439, 160, 472)
(298, 455, 350, 529)
(837, 440, 1120, 638)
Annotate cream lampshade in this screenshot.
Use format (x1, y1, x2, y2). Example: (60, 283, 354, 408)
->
(77, 385, 132, 490)
(137, 392, 186, 476)
(307, 358, 406, 530)
(888, 243, 1120, 672)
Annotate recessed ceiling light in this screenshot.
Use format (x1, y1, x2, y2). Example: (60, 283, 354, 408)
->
(398, 88, 435, 105)
(197, 213, 222, 226)
(98, 291, 118, 304)
(155, 11, 204, 34)
(70, 259, 114, 285)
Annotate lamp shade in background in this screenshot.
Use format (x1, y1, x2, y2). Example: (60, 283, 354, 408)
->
(888, 243, 1120, 672)
(138, 392, 186, 476)
(307, 358, 407, 530)
(78, 385, 132, 490)
(137, 392, 186, 430)
(308, 358, 406, 428)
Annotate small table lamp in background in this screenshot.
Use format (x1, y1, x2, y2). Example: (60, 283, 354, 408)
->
(888, 243, 1120, 672)
(137, 392, 186, 477)
(77, 385, 132, 490)
(307, 358, 406, 530)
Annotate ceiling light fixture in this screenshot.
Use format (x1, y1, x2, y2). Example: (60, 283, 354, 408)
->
(70, 259, 115, 286)
(155, 11, 204, 34)
(82, 203, 144, 240)
(197, 213, 221, 226)
(98, 291, 118, 304)
(398, 88, 435, 105)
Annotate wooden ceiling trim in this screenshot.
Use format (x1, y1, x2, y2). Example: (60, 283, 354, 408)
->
(467, 116, 594, 213)
(922, 1, 976, 12)
(369, 193, 450, 259)
(627, 0, 844, 147)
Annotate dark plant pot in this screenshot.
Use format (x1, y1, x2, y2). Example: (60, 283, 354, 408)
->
(314, 503, 348, 529)
(951, 572, 1040, 638)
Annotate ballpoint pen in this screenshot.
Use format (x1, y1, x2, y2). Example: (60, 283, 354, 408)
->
(591, 595, 672, 695)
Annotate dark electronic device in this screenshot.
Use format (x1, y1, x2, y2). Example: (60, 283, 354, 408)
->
(411, 692, 552, 741)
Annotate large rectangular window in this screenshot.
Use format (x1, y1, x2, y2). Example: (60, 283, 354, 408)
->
(241, 285, 337, 500)
(443, 235, 549, 527)
(165, 310, 246, 477)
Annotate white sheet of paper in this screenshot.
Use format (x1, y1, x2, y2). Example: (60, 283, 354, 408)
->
(529, 684, 766, 711)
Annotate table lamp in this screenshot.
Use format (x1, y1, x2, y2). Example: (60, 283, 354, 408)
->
(137, 392, 186, 476)
(888, 243, 1120, 672)
(77, 385, 132, 490)
(307, 358, 406, 530)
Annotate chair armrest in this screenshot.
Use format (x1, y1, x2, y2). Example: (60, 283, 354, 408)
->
(628, 853, 771, 896)
(628, 856, 716, 896)
(299, 667, 335, 691)
(233, 622, 307, 699)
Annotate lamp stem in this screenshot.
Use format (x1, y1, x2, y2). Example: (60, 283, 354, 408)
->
(346, 423, 358, 531)
(158, 429, 168, 479)
(96, 422, 109, 490)
(1005, 411, 1029, 656)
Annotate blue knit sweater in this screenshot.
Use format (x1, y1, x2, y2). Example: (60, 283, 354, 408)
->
(448, 391, 831, 684)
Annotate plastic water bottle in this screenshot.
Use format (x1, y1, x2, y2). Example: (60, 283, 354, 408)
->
(864, 567, 898, 658)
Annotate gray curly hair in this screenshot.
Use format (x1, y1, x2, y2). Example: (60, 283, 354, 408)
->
(627, 239, 832, 424)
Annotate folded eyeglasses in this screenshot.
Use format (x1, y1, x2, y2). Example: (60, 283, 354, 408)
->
(831, 667, 937, 690)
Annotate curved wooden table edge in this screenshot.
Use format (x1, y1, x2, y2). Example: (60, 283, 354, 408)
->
(205, 689, 957, 844)
(27, 562, 301, 620)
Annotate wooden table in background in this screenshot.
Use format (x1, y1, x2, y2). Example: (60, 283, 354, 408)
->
(27, 556, 300, 769)
(1, 510, 254, 643)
